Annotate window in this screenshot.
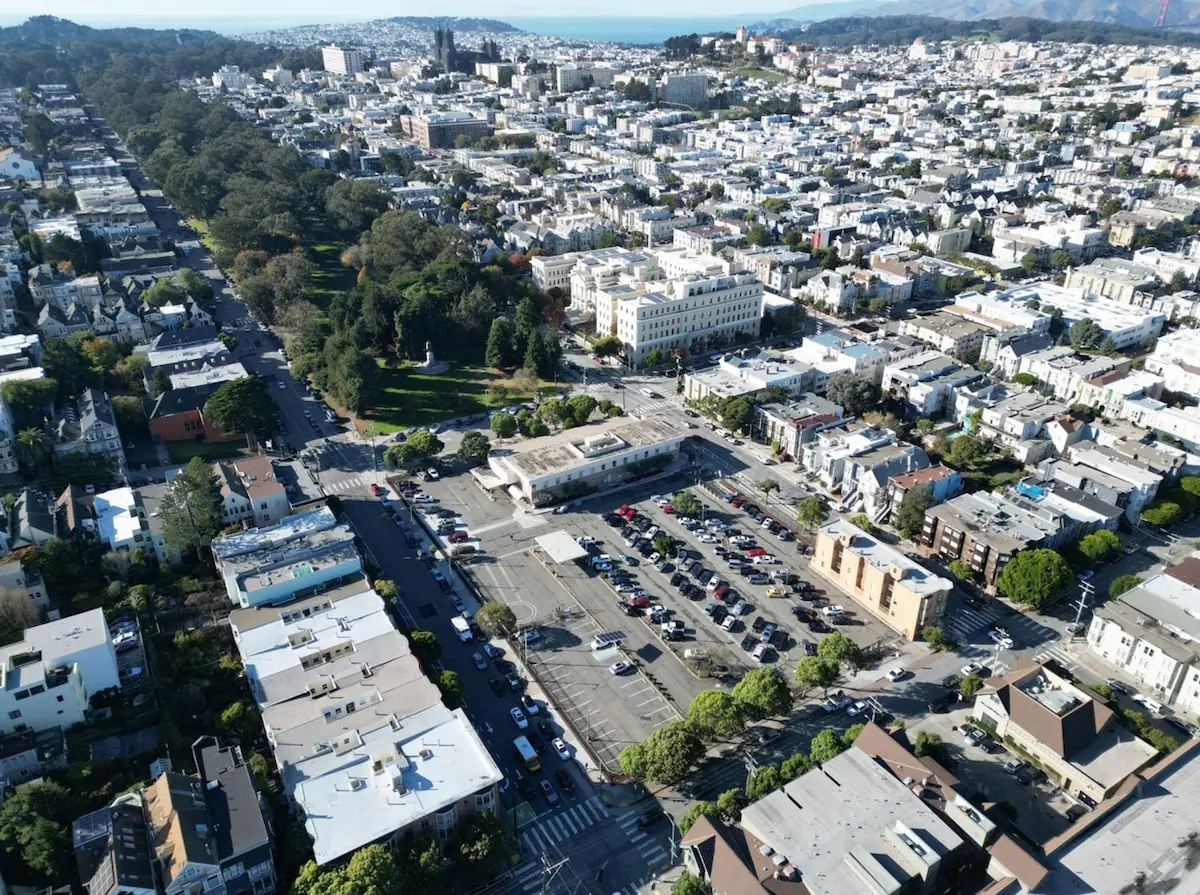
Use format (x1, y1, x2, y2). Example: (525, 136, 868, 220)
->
(475, 790, 495, 812)
(830, 541, 843, 574)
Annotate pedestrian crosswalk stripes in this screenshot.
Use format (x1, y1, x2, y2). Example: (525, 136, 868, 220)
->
(323, 475, 365, 493)
(520, 796, 609, 854)
(1034, 645, 1078, 671)
(940, 602, 1049, 643)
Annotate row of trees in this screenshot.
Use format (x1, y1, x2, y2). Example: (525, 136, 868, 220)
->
(618, 668, 793, 784)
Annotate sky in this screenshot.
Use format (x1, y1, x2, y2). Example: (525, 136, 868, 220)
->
(0, 0, 809, 28)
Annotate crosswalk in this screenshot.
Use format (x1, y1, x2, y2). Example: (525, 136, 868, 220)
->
(940, 601, 1048, 644)
(1034, 643, 1079, 673)
(520, 795, 610, 854)
(323, 474, 367, 493)
(512, 801, 669, 895)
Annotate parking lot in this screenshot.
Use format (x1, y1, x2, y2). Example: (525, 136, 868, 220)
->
(909, 706, 1077, 844)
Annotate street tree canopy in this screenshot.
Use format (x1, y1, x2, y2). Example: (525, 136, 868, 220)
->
(160, 457, 223, 558)
(796, 496, 827, 530)
(456, 430, 491, 466)
(203, 376, 274, 439)
(475, 603, 517, 638)
(731, 668, 793, 720)
(824, 373, 879, 417)
(996, 548, 1073, 609)
(687, 690, 744, 740)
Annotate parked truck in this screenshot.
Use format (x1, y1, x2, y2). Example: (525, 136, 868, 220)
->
(451, 615, 473, 642)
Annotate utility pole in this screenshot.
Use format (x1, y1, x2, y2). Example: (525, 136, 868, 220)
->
(1071, 581, 1095, 634)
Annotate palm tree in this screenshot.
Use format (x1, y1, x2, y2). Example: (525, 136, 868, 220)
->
(14, 427, 50, 469)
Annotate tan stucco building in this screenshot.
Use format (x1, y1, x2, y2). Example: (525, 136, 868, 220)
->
(810, 519, 952, 640)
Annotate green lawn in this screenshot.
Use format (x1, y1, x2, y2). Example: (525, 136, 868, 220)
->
(367, 361, 562, 431)
(734, 67, 788, 83)
(306, 241, 356, 311)
(167, 439, 248, 464)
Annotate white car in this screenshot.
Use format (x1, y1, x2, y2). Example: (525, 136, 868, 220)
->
(821, 694, 852, 713)
(577, 535, 597, 547)
(886, 667, 907, 683)
(652, 494, 668, 505)
(425, 468, 441, 481)
(847, 700, 869, 717)
(961, 661, 984, 677)
(510, 707, 529, 729)
(989, 628, 1014, 649)
(609, 660, 632, 675)
(697, 533, 717, 544)
(412, 494, 435, 504)
(553, 738, 571, 760)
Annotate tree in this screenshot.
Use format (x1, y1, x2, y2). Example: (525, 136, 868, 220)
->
(809, 729, 846, 764)
(476, 602, 517, 638)
(1069, 318, 1104, 350)
(1, 377, 57, 421)
(677, 800, 717, 835)
(150, 369, 173, 398)
(160, 457, 223, 558)
(457, 430, 491, 466)
(947, 560, 973, 582)
(203, 376, 273, 441)
(388, 429, 443, 466)
(922, 625, 955, 651)
(716, 788, 748, 823)
(592, 335, 622, 358)
(641, 721, 704, 784)
(218, 700, 261, 744)
(490, 413, 518, 438)
(79, 338, 122, 376)
(825, 373, 879, 417)
(893, 484, 933, 538)
(996, 548, 1073, 610)
(794, 656, 839, 695)
(523, 331, 551, 378)
(796, 496, 827, 530)
(436, 669, 463, 708)
(745, 764, 783, 800)
(374, 579, 398, 601)
(408, 630, 442, 666)
(914, 731, 949, 764)
(0, 781, 74, 882)
(1049, 249, 1072, 271)
(671, 872, 713, 895)
(731, 668, 794, 720)
(960, 674, 985, 698)
(947, 434, 984, 468)
(325, 179, 391, 236)
(565, 394, 598, 427)
(644, 347, 665, 368)
(755, 478, 781, 503)
(780, 752, 812, 781)
(1012, 372, 1039, 387)
(14, 427, 51, 469)
(654, 534, 674, 557)
(842, 724, 865, 748)
(1077, 529, 1121, 565)
(1109, 574, 1142, 599)
(817, 631, 864, 671)
(747, 224, 772, 247)
(688, 690, 744, 740)
(716, 397, 753, 433)
(618, 742, 648, 779)
(672, 490, 702, 517)
(848, 513, 877, 535)
(1142, 500, 1183, 527)
(485, 317, 517, 369)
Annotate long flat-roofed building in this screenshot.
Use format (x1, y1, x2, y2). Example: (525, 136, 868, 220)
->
(230, 578, 502, 865)
(478, 417, 685, 507)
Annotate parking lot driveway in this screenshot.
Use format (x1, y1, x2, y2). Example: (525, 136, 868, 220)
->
(908, 708, 1073, 844)
(525, 612, 679, 770)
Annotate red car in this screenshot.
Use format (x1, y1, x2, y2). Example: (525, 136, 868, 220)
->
(447, 531, 468, 543)
(629, 595, 651, 609)
(663, 505, 675, 515)
(746, 547, 767, 558)
(370, 483, 382, 497)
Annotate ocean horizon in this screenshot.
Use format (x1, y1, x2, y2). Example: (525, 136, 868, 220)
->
(0, 12, 750, 42)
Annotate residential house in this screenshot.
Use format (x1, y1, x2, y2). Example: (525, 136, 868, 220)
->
(72, 797, 157, 895)
(216, 457, 291, 529)
(48, 388, 126, 472)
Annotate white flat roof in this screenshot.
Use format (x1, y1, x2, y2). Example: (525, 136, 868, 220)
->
(535, 530, 589, 564)
(93, 487, 140, 546)
(289, 705, 504, 866)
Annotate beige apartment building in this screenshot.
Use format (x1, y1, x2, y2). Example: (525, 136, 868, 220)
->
(811, 519, 951, 640)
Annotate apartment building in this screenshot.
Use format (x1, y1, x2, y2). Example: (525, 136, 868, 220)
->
(922, 485, 1120, 591)
(811, 519, 951, 640)
(684, 351, 815, 404)
(0, 608, 120, 736)
(478, 417, 684, 507)
(1086, 557, 1200, 715)
(321, 45, 363, 76)
(881, 351, 983, 420)
(1064, 258, 1160, 304)
(1144, 327, 1200, 396)
(73, 797, 156, 895)
(397, 111, 492, 151)
(973, 662, 1157, 804)
(1040, 440, 1162, 521)
(230, 581, 502, 865)
(211, 507, 360, 608)
(752, 395, 847, 460)
(566, 248, 663, 317)
(897, 313, 991, 358)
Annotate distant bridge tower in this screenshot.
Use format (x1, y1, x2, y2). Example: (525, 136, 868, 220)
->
(1156, 0, 1171, 27)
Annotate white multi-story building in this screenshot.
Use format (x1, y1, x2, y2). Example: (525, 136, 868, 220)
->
(321, 45, 363, 76)
(1087, 557, 1200, 716)
(211, 65, 254, 90)
(0, 609, 120, 736)
(658, 72, 708, 109)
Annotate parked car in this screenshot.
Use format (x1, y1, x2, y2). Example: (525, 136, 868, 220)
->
(510, 707, 529, 729)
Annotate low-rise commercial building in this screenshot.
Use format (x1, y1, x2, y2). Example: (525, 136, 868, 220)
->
(973, 661, 1157, 804)
(478, 417, 684, 507)
(811, 519, 951, 640)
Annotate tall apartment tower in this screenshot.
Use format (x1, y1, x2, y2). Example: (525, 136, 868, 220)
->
(321, 44, 363, 76)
